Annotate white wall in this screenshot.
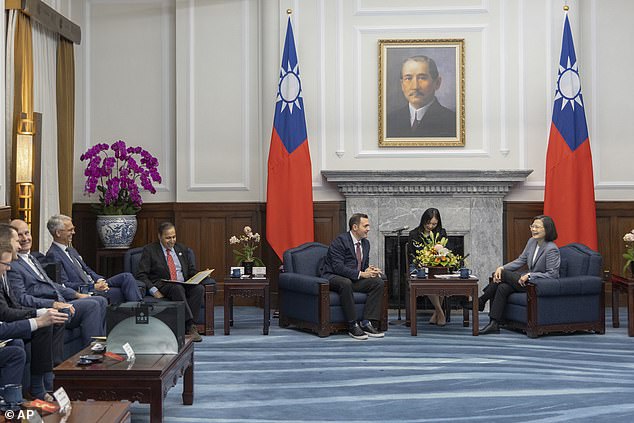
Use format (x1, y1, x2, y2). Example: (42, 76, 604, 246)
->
(22, 0, 632, 209)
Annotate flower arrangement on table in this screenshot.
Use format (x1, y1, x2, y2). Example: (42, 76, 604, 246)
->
(80, 140, 162, 215)
(229, 226, 265, 266)
(623, 229, 634, 275)
(412, 232, 463, 270)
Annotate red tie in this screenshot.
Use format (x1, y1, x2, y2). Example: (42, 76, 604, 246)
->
(355, 242, 362, 271)
(166, 249, 177, 280)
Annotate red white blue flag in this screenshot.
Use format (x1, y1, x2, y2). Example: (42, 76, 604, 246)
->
(266, 17, 314, 259)
(544, 13, 597, 250)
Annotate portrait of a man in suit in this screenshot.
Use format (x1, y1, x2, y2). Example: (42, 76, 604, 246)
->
(379, 40, 464, 147)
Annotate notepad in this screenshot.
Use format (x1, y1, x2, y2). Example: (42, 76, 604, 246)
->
(162, 269, 214, 285)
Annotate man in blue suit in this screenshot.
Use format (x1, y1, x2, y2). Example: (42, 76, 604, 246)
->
(39, 216, 143, 305)
(0, 245, 68, 390)
(321, 213, 385, 340)
(7, 223, 107, 349)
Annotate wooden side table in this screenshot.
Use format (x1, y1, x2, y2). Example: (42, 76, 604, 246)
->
(223, 278, 270, 335)
(407, 277, 479, 336)
(95, 248, 129, 277)
(610, 273, 634, 336)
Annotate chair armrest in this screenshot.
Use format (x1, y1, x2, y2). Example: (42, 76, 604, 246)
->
(43, 262, 60, 283)
(279, 273, 329, 295)
(201, 277, 216, 286)
(531, 275, 603, 297)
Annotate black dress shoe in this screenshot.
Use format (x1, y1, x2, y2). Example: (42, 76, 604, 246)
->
(479, 320, 500, 335)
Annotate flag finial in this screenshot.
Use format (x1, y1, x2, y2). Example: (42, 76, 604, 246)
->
(563, 5, 569, 11)
(287, 9, 292, 15)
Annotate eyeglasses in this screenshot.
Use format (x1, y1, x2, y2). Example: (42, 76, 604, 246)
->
(529, 225, 544, 230)
(0, 261, 11, 268)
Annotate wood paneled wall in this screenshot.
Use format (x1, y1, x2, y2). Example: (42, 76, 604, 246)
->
(0, 206, 11, 223)
(72, 201, 346, 306)
(70, 200, 632, 305)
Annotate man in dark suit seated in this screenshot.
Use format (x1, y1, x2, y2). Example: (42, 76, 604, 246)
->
(135, 222, 204, 342)
(39, 216, 143, 305)
(0, 242, 68, 396)
(320, 213, 385, 340)
(6, 223, 107, 350)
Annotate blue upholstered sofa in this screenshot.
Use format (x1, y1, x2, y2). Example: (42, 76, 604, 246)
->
(278, 242, 389, 337)
(503, 243, 605, 338)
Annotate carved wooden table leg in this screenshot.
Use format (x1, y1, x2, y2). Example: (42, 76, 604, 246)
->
(182, 349, 194, 405)
(612, 281, 620, 328)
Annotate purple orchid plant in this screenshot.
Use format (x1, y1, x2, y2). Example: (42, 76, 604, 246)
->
(80, 140, 162, 215)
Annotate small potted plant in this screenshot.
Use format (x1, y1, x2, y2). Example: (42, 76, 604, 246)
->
(80, 140, 161, 248)
(623, 229, 634, 277)
(229, 226, 265, 275)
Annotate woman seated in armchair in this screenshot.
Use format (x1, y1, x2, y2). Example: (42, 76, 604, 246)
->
(477, 215, 561, 335)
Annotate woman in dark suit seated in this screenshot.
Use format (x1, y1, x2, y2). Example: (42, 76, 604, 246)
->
(407, 208, 449, 326)
(478, 215, 561, 335)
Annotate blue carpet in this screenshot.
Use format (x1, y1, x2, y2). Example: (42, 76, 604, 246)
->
(129, 307, 634, 422)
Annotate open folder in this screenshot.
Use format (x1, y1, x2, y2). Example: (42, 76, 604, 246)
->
(162, 269, 214, 285)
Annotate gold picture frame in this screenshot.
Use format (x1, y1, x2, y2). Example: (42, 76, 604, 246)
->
(378, 39, 465, 147)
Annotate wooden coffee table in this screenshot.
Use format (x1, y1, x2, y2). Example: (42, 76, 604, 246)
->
(41, 401, 131, 423)
(611, 273, 634, 336)
(224, 278, 270, 335)
(407, 277, 479, 336)
(53, 338, 194, 423)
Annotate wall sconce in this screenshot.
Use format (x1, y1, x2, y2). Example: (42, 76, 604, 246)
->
(15, 114, 35, 225)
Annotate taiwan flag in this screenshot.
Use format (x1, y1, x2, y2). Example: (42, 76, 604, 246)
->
(544, 12, 597, 250)
(266, 17, 314, 260)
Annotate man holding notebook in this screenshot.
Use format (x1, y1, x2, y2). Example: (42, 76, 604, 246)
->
(135, 222, 204, 342)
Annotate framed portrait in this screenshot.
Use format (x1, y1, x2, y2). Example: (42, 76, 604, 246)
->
(378, 39, 465, 147)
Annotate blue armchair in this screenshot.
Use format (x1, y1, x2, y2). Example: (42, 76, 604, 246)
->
(503, 243, 605, 338)
(123, 247, 216, 335)
(278, 242, 388, 337)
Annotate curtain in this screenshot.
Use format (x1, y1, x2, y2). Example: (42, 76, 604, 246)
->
(4, 11, 17, 204)
(9, 11, 34, 212)
(56, 39, 75, 217)
(32, 21, 59, 250)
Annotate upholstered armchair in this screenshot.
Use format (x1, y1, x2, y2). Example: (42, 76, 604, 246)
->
(123, 247, 216, 335)
(278, 242, 389, 337)
(503, 243, 605, 338)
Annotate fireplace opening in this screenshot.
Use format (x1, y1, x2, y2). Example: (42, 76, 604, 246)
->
(384, 234, 464, 309)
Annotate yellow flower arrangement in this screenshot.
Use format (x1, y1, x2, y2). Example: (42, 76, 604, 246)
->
(412, 232, 462, 269)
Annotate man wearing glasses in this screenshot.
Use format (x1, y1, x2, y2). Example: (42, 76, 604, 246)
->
(0, 238, 68, 400)
(42, 215, 144, 305)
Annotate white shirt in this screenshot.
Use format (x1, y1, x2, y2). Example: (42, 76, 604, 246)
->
(409, 98, 436, 127)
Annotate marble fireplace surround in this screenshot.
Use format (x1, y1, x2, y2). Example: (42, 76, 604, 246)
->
(321, 170, 533, 294)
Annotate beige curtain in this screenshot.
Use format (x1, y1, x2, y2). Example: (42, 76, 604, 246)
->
(56, 39, 75, 216)
(11, 12, 33, 220)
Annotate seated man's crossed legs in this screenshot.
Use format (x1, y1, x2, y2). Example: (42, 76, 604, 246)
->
(158, 282, 204, 342)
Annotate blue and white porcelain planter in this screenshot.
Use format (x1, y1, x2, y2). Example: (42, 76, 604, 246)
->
(96, 215, 138, 248)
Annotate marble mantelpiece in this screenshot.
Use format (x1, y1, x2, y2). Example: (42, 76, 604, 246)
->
(321, 170, 532, 294)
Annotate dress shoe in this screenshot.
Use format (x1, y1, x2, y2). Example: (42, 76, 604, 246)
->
(479, 320, 500, 335)
(187, 324, 203, 342)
